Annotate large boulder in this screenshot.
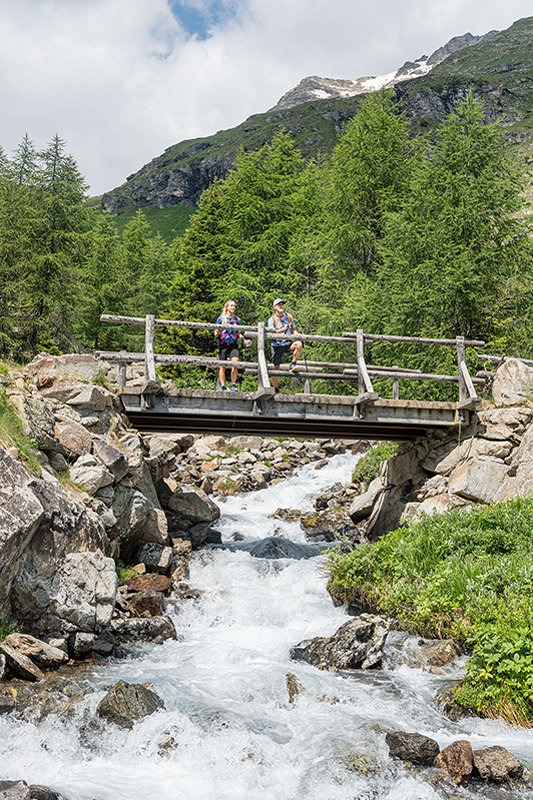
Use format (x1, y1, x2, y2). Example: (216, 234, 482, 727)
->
(96, 680, 165, 729)
(3, 633, 67, 669)
(0, 781, 31, 800)
(448, 458, 511, 504)
(107, 616, 177, 644)
(435, 740, 473, 784)
(29, 354, 104, 383)
(492, 359, 533, 406)
(167, 487, 220, 524)
(349, 477, 382, 522)
(92, 438, 128, 482)
(0, 447, 44, 615)
(111, 485, 169, 559)
(0, 643, 44, 682)
(290, 614, 389, 671)
(54, 418, 92, 458)
(473, 746, 524, 782)
(12, 549, 117, 635)
(7, 393, 58, 452)
(385, 731, 440, 766)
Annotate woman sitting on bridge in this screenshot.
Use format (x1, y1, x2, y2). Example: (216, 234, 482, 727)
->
(215, 300, 242, 391)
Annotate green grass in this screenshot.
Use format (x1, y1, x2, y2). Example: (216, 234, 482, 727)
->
(116, 561, 138, 585)
(0, 617, 19, 641)
(327, 497, 533, 726)
(0, 390, 41, 474)
(351, 441, 398, 487)
(107, 204, 196, 244)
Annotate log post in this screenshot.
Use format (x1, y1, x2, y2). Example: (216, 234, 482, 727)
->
(118, 353, 127, 389)
(356, 329, 374, 394)
(456, 336, 467, 403)
(145, 314, 156, 383)
(392, 366, 399, 400)
(257, 321, 271, 390)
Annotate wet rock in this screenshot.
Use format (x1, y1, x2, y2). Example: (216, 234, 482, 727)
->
(435, 740, 473, 784)
(167, 487, 220, 524)
(437, 687, 476, 722)
(217, 536, 334, 560)
(286, 672, 305, 704)
(189, 521, 214, 548)
(419, 639, 459, 667)
(68, 632, 95, 659)
(127, 591, 164, 617)
(0, 780, 30, 800)
(125, 573, 172, 595)
(170, 537, 191, 582)
(28, 786, 69, 800)
(0, 643, 44, 682)
(274, 508, 302, 520)
(3, 633, 67, 669)
(473, 746, 524, 782)
(385, 731, 440, 766)
(173, 583, 202, 600)
(108, 615, 177, 644)
(96, 679, 165, 729)
(0, 686, 16, 714)
(136, 543, 173, 575)
(300, 508, 360, 543)
(290, 614, 389, 671)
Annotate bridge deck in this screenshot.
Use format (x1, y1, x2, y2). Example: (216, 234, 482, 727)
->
(119, 386, 472, 440)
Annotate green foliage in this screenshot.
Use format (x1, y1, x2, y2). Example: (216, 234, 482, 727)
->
(327, 497, 533, 724)
(115, 560, 137, 585)
(0, 617, 20, 641)
(0, 389, 40, 474)
(351, 442, 398, 486)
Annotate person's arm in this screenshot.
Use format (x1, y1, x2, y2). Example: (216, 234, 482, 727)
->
(215, 316, 222, 338)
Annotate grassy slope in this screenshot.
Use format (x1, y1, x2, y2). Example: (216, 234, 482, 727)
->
(110, 204, 196, 243)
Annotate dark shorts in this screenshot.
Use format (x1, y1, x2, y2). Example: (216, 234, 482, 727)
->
(271, 342, 292, 365)
(219, 344, 239, 361)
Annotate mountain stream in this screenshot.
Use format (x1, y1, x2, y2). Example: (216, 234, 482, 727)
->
(1, 452, 533, 799)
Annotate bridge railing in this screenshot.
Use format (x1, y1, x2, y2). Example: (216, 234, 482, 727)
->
(97, 314, 485, 405)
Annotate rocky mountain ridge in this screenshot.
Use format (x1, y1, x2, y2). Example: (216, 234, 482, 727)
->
(100, 18, 531, 217)
(270, 31, 497, 111)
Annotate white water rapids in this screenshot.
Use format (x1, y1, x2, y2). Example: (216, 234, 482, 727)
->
(1, 452, 533, 799)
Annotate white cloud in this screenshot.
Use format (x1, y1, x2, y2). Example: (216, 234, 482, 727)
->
(0, 0, 530, 195)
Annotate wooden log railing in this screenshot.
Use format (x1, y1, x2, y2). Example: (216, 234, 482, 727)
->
(97, 314, 485, 403)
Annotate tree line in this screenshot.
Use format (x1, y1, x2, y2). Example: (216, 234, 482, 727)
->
(1, 93, 532, 397)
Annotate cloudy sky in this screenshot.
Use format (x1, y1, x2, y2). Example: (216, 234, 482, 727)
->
(0, 0, 530, 195)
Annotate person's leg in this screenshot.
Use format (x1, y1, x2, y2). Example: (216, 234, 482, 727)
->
(272, 363, 280, 388)
(289, 340, 303, 370)
(218, 348, 228, 389)
(230, 355, 239, 388)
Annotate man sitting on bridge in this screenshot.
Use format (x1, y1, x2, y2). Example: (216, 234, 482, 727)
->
(267, 298, 303, 393)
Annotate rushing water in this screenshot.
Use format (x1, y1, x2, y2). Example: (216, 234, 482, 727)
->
(1, 453, 533, 800)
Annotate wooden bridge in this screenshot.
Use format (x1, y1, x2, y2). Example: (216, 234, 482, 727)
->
(97, 314, 486, 440)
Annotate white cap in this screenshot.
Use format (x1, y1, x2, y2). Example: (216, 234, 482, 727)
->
(273, 298, 285, 306)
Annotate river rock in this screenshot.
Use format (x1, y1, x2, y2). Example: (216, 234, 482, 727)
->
(167, 487, 220, 524)
(0, 654, 7, 681)
(127, 592, 164, 617)
(473, 746, 524, 782)
(28, 787, 69, 800)
(96, 679, 165, 729)
(68, 632, 95, 659)
(107, 615, 177, 644)
(492, 359, 533, 406)
(92, 438, 129, 481)
(125, 573, 172, 595)
(136, 543, 173, 575)
(0, 781, 31, 800)
(435, 740, 473, 784)
(0, 643, 44, 682)
(349, 478, 383, 522)
(0, 686, 15, 713)
(111, 485, 168, 559)
(385, 731, 440, 766)
(286, 672, 305, 704)
(290, 614, 389, 671)
(3, 633, 67, 669)
(419, 639, 459, 667)
(300, 508, 360, 543)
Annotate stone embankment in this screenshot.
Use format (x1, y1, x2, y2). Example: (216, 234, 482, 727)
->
(0, 354, 347, 683)
(305, 359, 533, 542)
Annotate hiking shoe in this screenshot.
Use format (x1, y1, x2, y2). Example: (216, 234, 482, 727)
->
(274, 387, 280, 395)
(230, 383, 238, 392)
(221, 385, 228, 391)
(289, 361, 299, 372)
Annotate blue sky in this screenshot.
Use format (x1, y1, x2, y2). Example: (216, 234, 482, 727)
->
(169, 1, 242, 39)
(0, 0, 531, 194)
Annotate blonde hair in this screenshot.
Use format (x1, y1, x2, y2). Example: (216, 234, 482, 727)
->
(221, 299, 236, 323)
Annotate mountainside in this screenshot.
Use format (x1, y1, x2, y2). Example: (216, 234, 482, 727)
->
(270, 31, 497, 111)
(101, 17, 533, 220)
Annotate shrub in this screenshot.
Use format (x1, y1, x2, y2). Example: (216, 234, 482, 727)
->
(0, 390, 41, 474)
(327, 497, 533, 725)
(351, 441, 398, 486)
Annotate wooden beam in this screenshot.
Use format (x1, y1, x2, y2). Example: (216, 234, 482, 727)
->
(357, 329, 374, 394)
(459, 358, 479, 400)
(257, 321, 271, 390)
(343, 331, 485, 347)
(144, 315, 156, 382)
(100, 313, 258, 335)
